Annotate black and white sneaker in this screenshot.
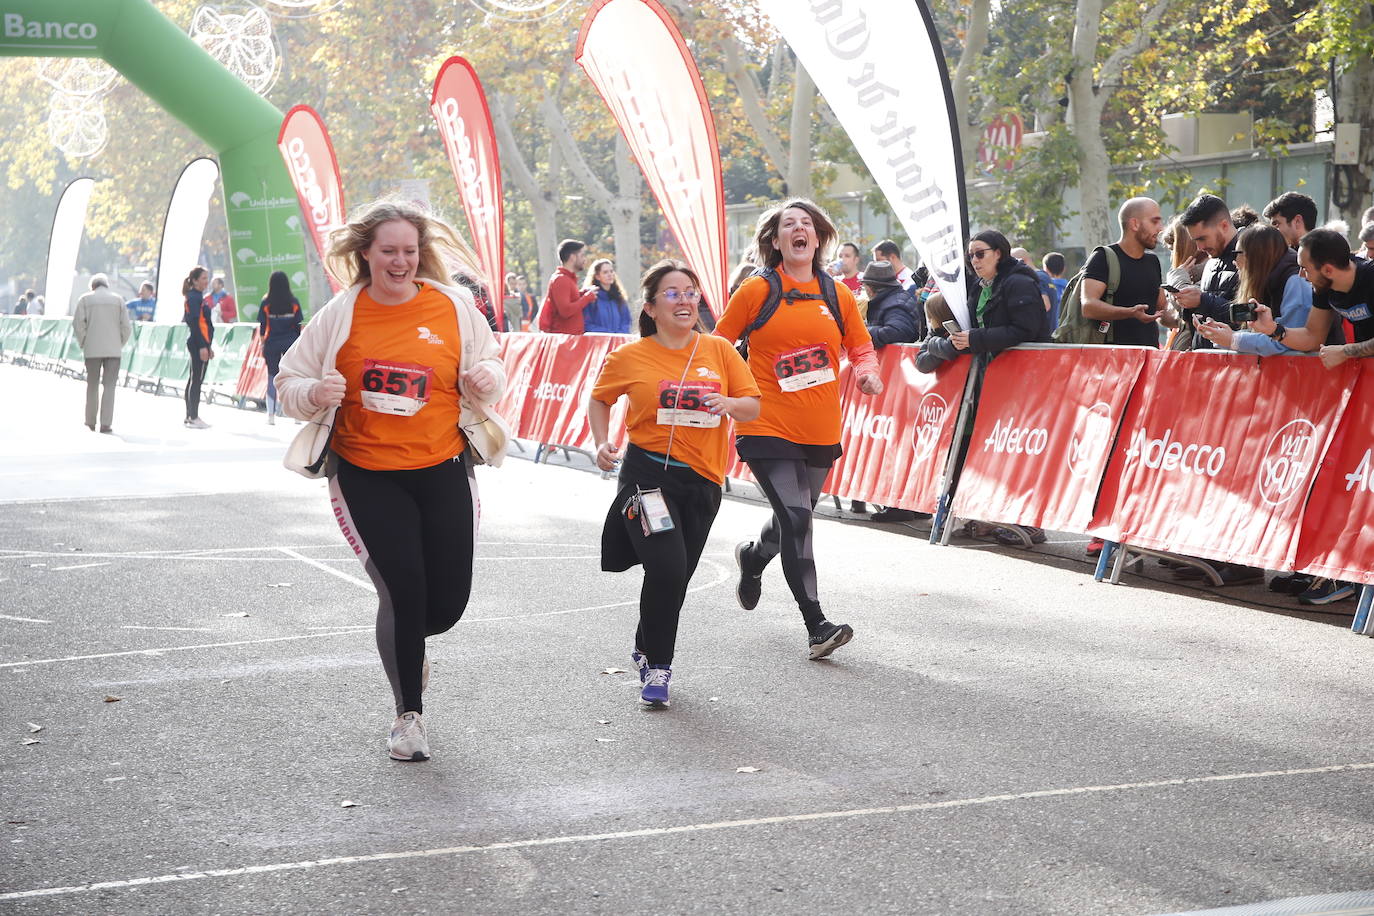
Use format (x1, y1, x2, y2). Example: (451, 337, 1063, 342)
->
(807, 620, 854, 660)
(734, 541, 762, 610)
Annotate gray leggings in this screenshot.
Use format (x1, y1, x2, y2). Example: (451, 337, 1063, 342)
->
(746, 458, 830, 628)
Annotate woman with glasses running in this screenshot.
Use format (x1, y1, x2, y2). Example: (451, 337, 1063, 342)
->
(715, 198, 884, 661)
(590, 259, 760, 708)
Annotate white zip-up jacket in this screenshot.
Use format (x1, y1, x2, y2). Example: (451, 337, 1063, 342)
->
(275, 280, 510, 467)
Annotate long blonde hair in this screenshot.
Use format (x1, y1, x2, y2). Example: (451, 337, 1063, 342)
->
(326, 198, 480, 288)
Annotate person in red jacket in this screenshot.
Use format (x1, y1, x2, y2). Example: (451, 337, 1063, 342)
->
(538, 239, 597, 334)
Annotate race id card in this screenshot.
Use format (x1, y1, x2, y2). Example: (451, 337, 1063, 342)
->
(656, 380, 722, 428)
(773, 344, 835, 392)
(359, 359, 435, 416)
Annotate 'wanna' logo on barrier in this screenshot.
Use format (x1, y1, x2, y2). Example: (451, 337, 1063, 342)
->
(1066, 401, 1114, 479)
(1256, 418, 1318, 506)
(912, 393, 948, 462)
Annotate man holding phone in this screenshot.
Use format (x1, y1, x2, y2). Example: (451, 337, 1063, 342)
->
(1172, 194, 1241, 348)
(1081, 197, 1178, 346)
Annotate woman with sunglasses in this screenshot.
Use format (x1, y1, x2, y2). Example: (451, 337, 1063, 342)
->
(948, 230, 1047, 357)
(590, 259, 761, 708)
(716, 199, 883, 661)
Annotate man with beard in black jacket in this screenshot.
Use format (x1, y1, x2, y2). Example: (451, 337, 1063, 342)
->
(1173, 194, 1240, 349)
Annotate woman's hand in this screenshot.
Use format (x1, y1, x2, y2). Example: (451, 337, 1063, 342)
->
(461, 364, 497, 399)
(857, 372, 884, 396)
(310, 369, 347, 409)
(949, 330, 971, 351)
(595, 441, 621, 471)
(200, 347, 213, 361)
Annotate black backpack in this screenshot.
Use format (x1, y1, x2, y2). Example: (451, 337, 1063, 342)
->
(736, 267, 846, 359)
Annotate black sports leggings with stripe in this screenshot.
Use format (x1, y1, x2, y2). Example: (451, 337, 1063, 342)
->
(329, 454, 477, 716)
(745, 458, 830, 629)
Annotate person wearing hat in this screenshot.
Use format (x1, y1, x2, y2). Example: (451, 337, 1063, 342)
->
(857, 259, 925, 523)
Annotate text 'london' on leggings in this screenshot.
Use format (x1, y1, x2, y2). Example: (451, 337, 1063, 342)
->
(328, 454, 478, 716)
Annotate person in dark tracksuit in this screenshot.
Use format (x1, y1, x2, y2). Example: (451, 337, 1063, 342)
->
(256, 270, 303, 424)
(183, 266, 213, 429)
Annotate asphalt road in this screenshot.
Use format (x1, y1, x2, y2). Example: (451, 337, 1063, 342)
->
(2, 361, 1372, 915)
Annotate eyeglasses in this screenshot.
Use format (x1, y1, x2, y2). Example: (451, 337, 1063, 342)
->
(658, 290, 701, 304)
(968, 248, 993, 260)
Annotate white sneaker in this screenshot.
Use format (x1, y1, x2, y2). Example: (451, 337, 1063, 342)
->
(388, 711, 430, 762)
(185, 417, 211, 429)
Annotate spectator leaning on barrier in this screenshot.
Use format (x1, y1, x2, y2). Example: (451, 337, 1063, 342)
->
(539, 239, 597, 334)
(126, 281, 156, 322)
(1173, 194, 1241, 349)
(860, 260, 922, 348)
(1011, 247, 1054, 321)
(948, 230, 1048, 358)
(872, 239, 915, 290)
(72, 273, 132, 434)
(1194, 226, 1310, 357)
(1263, 192, 1318, 249)
(1082, 197, 1178, 348)
(1251, 228, 1374, 368)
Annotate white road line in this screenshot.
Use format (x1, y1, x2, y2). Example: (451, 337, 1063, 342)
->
(467, 560, 728, 623)
(0, 630, 364, 669)
(121, 625, 215, 633)
(277, 547, 375, 592)
(5, 760, 1371, 903)
(49, 562, 112, 571)
(0, 613, 52, 624)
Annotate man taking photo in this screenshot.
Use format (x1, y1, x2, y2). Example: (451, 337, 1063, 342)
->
(1250, 228, 1374, 368)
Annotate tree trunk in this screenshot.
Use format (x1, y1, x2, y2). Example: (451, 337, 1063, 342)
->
(1331, 51, 1374, 233)
(491, 94, 561, 288)
(951, 0, 991, 171)
(787, 60, 815, 199)
(1068, 0, 1112, 247)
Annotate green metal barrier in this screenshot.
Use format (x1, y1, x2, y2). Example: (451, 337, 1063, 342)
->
(207, 323, 257, 387)
(128, 323, 175, 379)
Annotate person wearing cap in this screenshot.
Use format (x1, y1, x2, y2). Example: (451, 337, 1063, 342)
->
(860, 260, 923, 348)
(858, 259, 925, 523)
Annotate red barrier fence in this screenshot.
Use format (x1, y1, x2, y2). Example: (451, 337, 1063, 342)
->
(488, 333, 1372, 584)
(235, 329, 268, 400)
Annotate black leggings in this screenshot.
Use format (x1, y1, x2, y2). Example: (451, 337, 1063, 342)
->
(615, 449, 721, 666)
(329, 454, 477, 715)
(185, 343, 208, 420)
(745, 458, 831, 628)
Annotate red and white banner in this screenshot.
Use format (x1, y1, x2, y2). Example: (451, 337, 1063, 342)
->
(953, 347, 1147, 531)
(1089, 351, 1357, 569)
(575, 0, 728, 315)
(1294, 361, 1374, 584)
(430, 58, 506, 329)
(828, 348, 970, 514)
(234, 329, 268, 400)
(277, 105, 345, 294)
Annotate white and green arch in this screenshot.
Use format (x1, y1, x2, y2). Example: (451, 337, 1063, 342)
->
(3, 0, 308, 309)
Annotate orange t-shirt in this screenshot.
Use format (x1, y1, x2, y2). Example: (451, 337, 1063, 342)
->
(715, 271, 870, 445)
(591, 333, 760, 485)
(332, 284, 465, 471)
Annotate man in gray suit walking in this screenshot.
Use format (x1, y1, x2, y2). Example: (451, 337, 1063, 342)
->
(72, 274, 132, 433)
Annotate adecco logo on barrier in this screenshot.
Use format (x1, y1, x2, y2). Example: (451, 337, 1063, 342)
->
(982, 416, 1048, 456)
(1256, 418, 1319, 506)
(533, 382, 572, 401)
(912, 393, 948, 462)
(1066, 401, 1113, 478)
(1122, 427, 1226, 477)
(1348, 449, 1374, 494)
(844, 405, 896, 442)
(3, 15, 97, 41)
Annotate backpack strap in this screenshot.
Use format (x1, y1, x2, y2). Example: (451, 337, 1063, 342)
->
(815, 269, 847, 340)
(1102, 245, 1121, 305)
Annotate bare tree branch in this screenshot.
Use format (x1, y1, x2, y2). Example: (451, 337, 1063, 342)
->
(720, 33, 789, 179)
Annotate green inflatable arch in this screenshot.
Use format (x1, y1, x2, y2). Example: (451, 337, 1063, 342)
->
(2, 0, 308, 309)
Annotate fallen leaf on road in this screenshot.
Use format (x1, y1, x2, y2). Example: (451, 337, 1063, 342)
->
(21, 738, 40, 746)
(595, 719, 611, 725)
(25, 723, 42, 733)
(266, 583, 292, 589)
(735, 766, 762, 774)
(595, 737, 616, 743)
(341, 800, 357, 808)
(103, 695, 122, 703)
(600, 667, 627, 675)
(221, 612, 250, 618)
(27, 563, 45, 568)
(709, 697, 721, 702)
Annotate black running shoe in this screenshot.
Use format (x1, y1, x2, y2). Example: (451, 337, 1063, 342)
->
(807, 620, 854, 660)
(734, 541, 762, 610)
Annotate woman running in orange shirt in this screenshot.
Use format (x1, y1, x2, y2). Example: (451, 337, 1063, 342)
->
(275, 199, 509, 762)
(715, 199, 885, 660)
(590, 260, 760, 708)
